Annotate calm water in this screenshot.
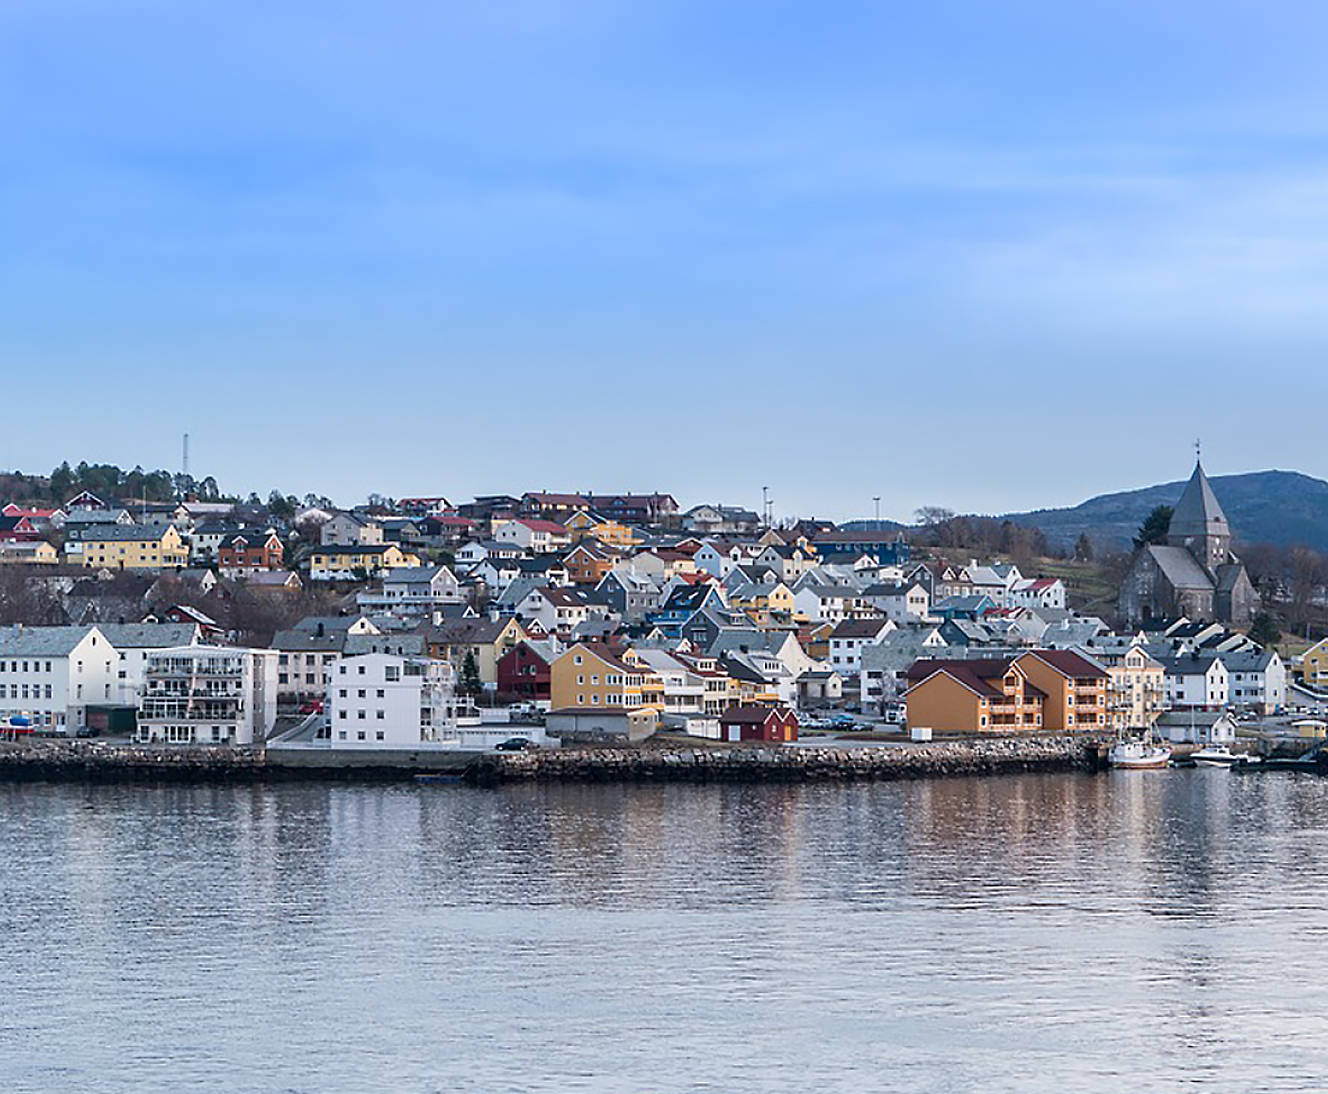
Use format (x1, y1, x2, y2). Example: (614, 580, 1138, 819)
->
(5, 771, 1328, 1093)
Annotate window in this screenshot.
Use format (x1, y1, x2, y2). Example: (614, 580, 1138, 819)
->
(376, 710, 385, 720)
(376, 731, 385, 741)
(358, 710, 366, 719)
(377, 689, 385, 699)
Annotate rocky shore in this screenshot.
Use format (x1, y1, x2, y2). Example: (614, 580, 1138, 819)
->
(464, 737, 1101, 785)
(0, 736, 1102, 786)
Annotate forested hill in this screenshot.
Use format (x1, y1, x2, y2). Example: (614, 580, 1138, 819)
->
(1003, 470, 1328, 552)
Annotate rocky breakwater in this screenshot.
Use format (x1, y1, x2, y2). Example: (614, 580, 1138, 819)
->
(0, 740, 267, 782)
(467, 737, 1098, 785)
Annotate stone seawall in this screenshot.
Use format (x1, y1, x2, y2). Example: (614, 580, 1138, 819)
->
(0, 737, 1102, 786)
(466, 738, 1100, 785)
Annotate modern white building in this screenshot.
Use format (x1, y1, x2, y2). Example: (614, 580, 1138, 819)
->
(328, 652, 465, 747)
(137, 646, 280, 745)
(0, 625, 119, 733)
(97, 622, 202, 707)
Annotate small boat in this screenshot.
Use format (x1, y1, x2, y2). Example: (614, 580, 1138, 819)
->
(1108, 739, 1173, 770)
(413, 771, 466, 785)
(1190, 744, 1250, 767)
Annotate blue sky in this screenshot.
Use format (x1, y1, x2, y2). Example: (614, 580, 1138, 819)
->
(3, 0, 1327, 521)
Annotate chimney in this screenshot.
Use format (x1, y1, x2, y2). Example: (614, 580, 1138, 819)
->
(316, 622, 325, 638)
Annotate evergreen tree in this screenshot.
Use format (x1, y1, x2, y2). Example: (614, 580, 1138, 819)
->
(1248, 612, 1281, 649)
(1074, 533, 1095, 562)
(460, 650, 483, 698)
(1134, 505, 1173, 550)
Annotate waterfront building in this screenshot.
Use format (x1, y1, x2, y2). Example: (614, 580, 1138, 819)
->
(0, 625, 119, 733)
(327, 652, 463, 747)
(137, 645, 280, 745)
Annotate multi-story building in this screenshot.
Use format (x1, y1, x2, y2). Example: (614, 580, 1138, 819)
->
(97, 622, 203, 707)
(64, 523, 189, 569)
(327, 653, 464, 747)
(0, 625, 119, 733)
(904, 650, 1108, 735)
(218, 531, 284, 576)
(306, 543, 420, 581)
(137, 646, 280, 745)
(550, 642, 653, 711)
(1081, 642, 1166, 733)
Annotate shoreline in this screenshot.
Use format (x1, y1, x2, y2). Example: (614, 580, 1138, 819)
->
(0, 737, 1103, 786)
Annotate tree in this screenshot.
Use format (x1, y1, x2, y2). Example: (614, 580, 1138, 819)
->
(1133, 505, 1173, 550)
(914, 506, 955, 527)
(1074, 533, 1095, 562)
(459, 650, 483, 698)
(1248, 611, 1281, 649)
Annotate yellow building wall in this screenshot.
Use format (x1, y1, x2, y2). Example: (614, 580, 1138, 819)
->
(905, 675, 984, 734)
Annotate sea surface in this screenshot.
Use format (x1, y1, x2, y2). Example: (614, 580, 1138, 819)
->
(4, 770, 1328, 1093)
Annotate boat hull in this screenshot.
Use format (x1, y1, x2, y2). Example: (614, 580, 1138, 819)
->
(1108, 742, 1173, 770)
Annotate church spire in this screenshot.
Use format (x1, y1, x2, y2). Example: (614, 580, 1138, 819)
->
(1168, 459, 1231, 573)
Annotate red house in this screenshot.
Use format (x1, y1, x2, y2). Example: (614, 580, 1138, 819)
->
(0, 515, 39, 541)
(719, 705, 799, 743)
(219, 532, 284, 573)
(497, 640, 556, 705)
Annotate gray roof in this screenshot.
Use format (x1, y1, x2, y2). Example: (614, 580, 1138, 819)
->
(383, 565, 450, 584)
(1169, 461, 1229, 541)
(1146, 545, 1214, 590)
(66, 522, 176, 542)
(0, 625, 103, 657)
(343, 633, 426, 656)
(96, 623, 200, 649)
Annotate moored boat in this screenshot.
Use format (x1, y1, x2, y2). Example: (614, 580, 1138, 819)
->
(1190, 744, 1250, 767)
(1108, 739, 1173, 770)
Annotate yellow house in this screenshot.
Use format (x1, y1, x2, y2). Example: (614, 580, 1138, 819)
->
(66, 523, 188, 569)
(1302, 638, 1328, 689)
(1093, 643, 1166, 731)
(307, 543, 420, 580)
(551, 642, 658, 711)
(0, 541, 58, 565)
(588, 519, 640, 548)
(731, 581, 796, 625)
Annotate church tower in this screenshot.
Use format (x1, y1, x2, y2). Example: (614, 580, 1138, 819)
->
(1167, 460, 1231, 575)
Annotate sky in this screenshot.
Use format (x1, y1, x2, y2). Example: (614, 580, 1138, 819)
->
(3, 0, 1328, 522)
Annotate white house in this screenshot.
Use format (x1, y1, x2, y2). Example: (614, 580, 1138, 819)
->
(1217, 649, 1286, 714)
(320, 512, 384, 547)
(1010, 577, 1067, 611)
(328, 652, 464, 747)
(137, 646, 280, 745)
(493, 519, 572, 554)
(1158, 654, 1230, 709)
(356, 565, 464, 617)
(864, 581, 931, 624)
(0, 625, 120, 734)
(827, 617, 896, 677)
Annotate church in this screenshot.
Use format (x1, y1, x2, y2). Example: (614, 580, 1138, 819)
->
(1117, 461, 1260, 628)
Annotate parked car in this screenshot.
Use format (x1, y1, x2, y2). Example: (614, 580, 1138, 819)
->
(494, 737, 538, 751)
(299, 700, 324, 715)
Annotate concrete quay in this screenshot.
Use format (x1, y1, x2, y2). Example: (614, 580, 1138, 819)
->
(0, 737, 1100, 785)
(465, 737, 1100, 785)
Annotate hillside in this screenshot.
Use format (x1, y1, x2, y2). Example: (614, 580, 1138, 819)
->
(1003, 470, 1328, 553)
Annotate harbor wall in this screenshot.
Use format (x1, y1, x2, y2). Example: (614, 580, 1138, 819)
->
(0, 737, 1102, 786)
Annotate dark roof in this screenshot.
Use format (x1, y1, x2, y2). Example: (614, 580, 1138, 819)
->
(1023, 649, 1108, 679)
(719, 704, 793, 724)
(829, 618, 893, 639)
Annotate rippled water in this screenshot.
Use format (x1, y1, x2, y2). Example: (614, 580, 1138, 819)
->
(5, 770, 1328, 1093)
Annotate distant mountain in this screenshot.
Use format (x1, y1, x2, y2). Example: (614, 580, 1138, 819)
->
(1003, 470, 1328, 553)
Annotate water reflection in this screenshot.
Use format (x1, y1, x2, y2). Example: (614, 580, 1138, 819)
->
(5, 772, 1328, 1093)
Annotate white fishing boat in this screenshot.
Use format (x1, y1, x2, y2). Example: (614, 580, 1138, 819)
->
(1190, 744, 1243, 767)
(1108, 739, 1173, 770)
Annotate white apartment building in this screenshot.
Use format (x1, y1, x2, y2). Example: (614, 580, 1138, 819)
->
(137, 646, 280, 745)
(328, 652, 464, 747)
(97, 622, 202, 707)
(0, 625, 119, 733)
